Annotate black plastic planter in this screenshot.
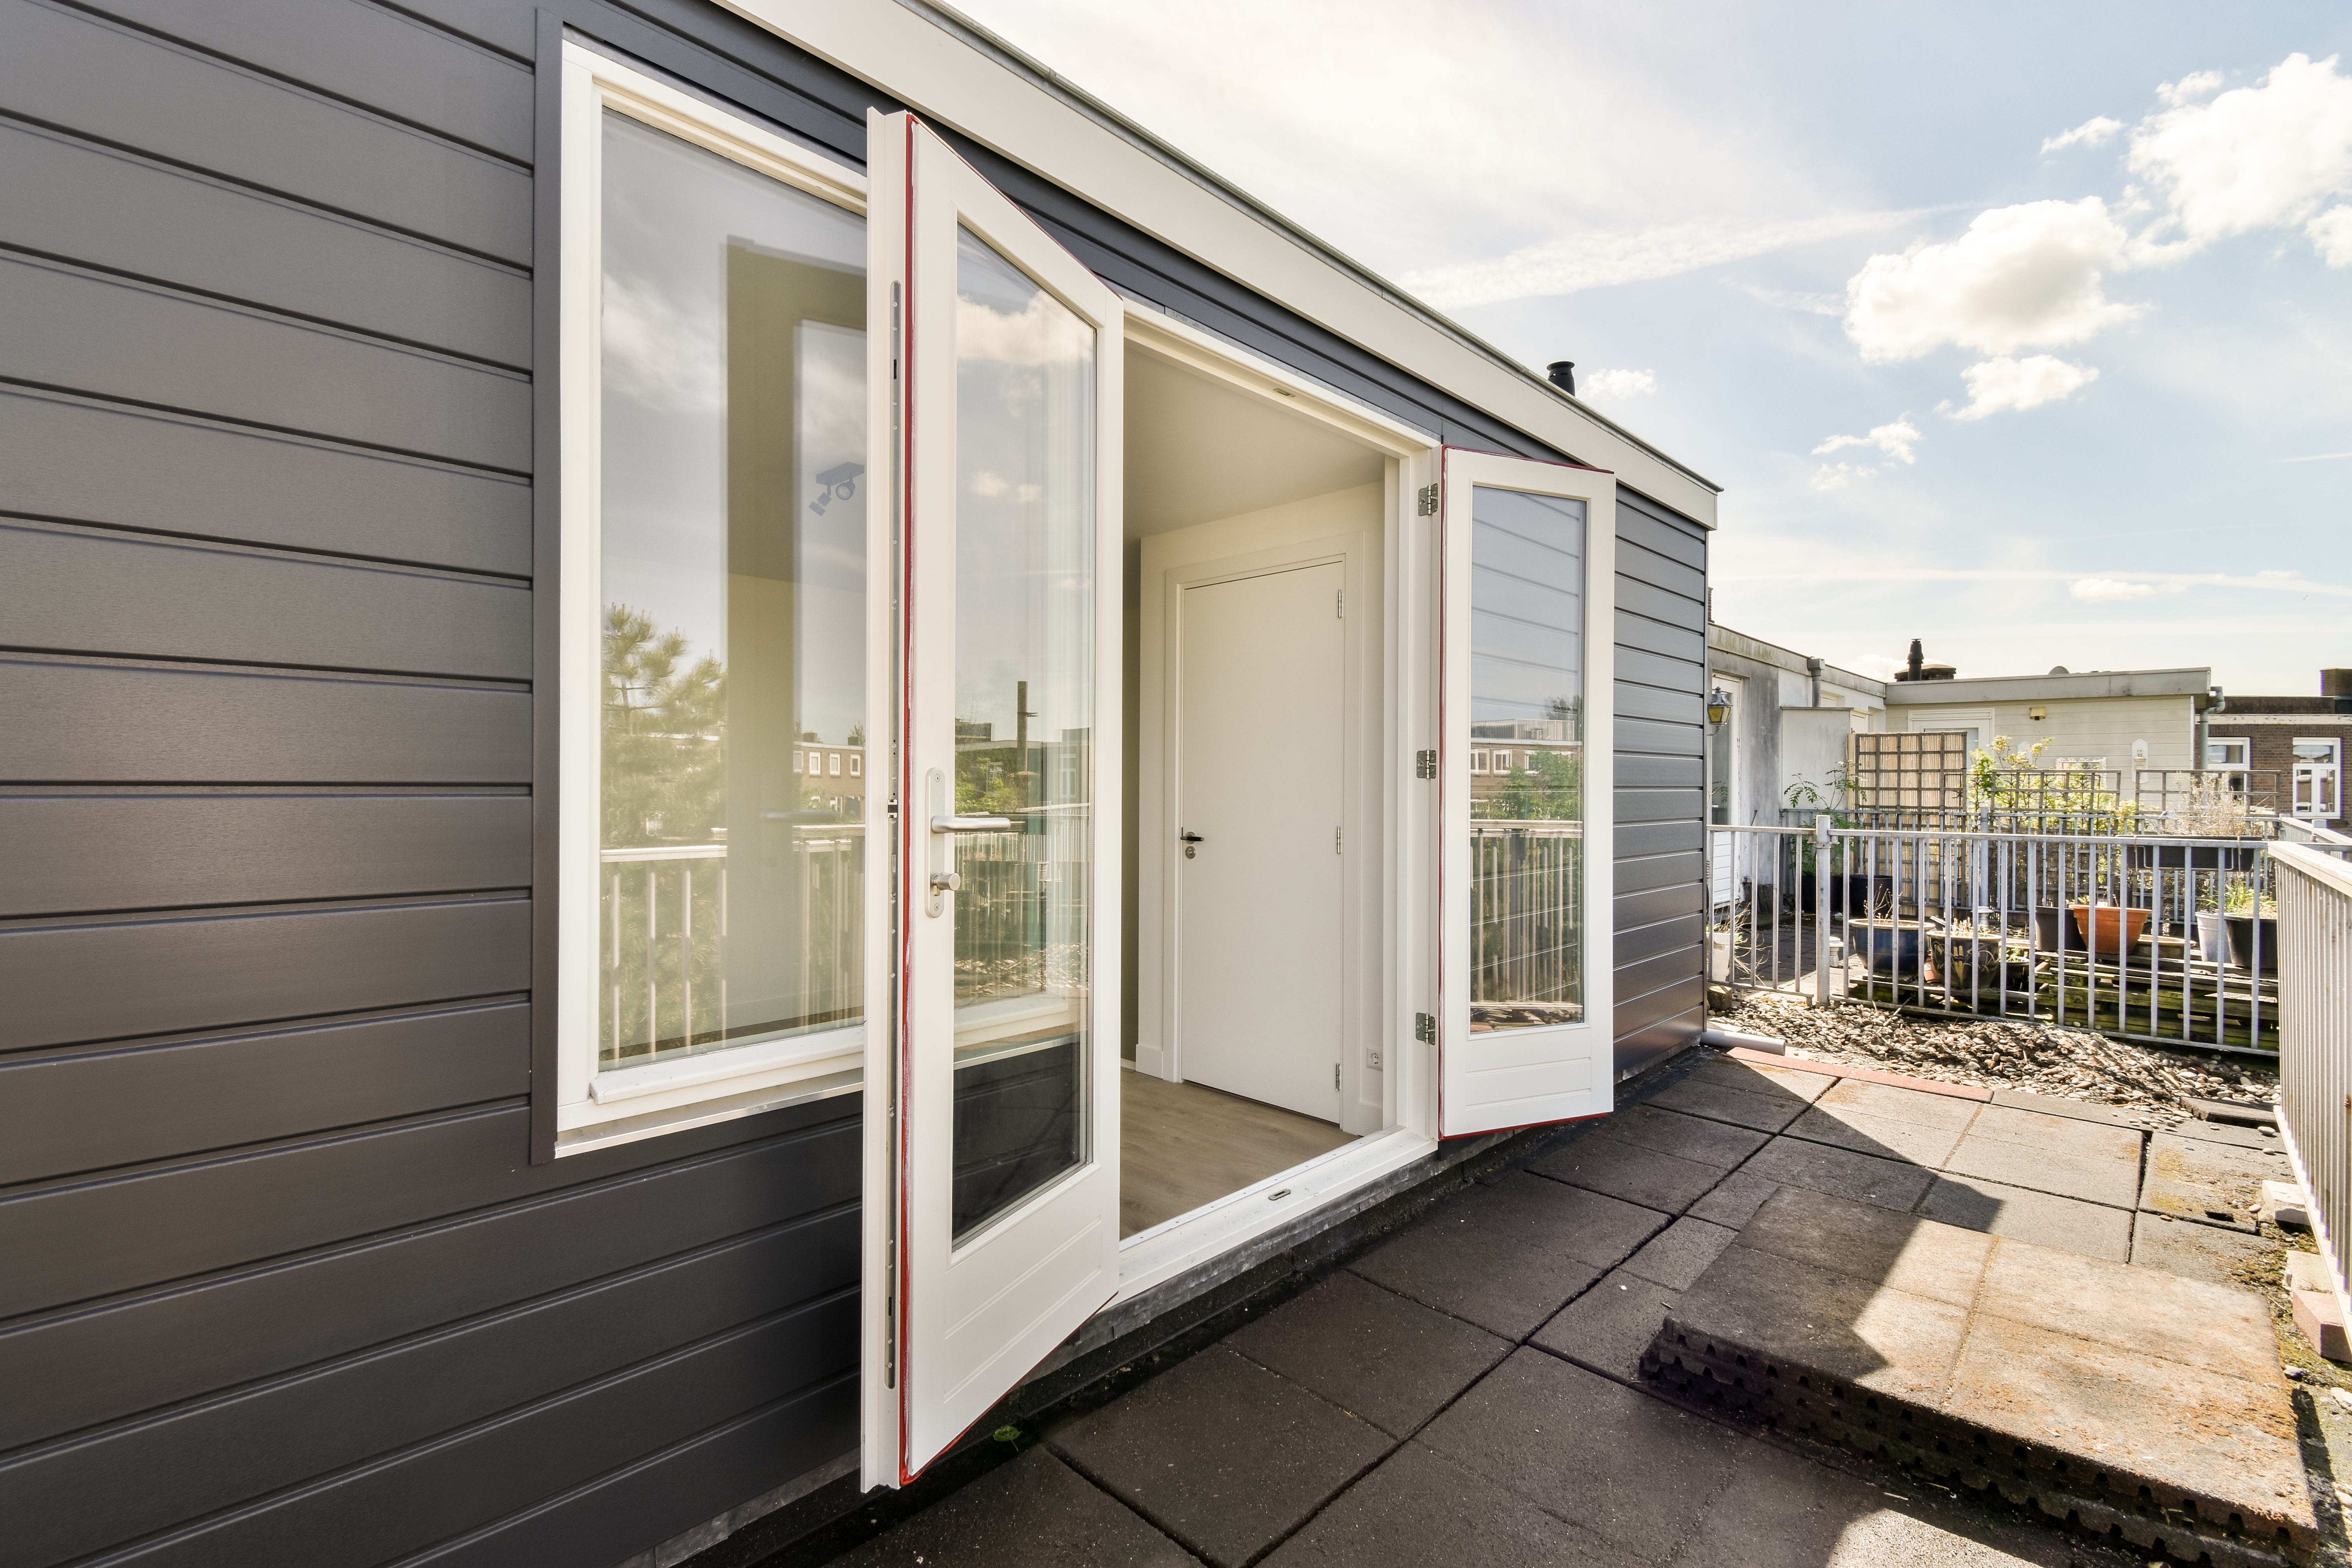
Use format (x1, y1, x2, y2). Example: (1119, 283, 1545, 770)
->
(2225, 913, 2278, 975)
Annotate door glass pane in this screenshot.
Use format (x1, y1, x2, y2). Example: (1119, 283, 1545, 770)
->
(596, 112, 866, 1070)
(1467, 486, 1585, 1034)
(950, 227, 1095, 1241)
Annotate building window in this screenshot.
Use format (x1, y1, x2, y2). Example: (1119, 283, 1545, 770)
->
(829, 752, 842, 776)
(1470, 749, 1490, 774)
(849, 753, 862, 778)
(555, 44, 870, 1154)
(2294, 738, 2342, 819)
(2206, 738, 2249, 769)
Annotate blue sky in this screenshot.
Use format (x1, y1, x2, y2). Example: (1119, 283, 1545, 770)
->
(950, 0, 2352, 695)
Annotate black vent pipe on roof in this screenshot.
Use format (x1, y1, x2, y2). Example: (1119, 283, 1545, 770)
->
(1546, 361, 1576, 396)
(1900, 639, 1924, 682)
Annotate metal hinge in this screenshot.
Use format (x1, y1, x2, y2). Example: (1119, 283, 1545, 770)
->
(1416, 749, 1437, 779)
(1335, 1063, 1342, 1090)
(1416, 483, 1439, 517)
(1414, 1011, 1436, 1044)
(1336, 588, 1344, 619)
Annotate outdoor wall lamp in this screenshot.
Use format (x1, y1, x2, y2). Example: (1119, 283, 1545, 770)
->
(1707, 688, 1731, 726)
(2029, 706, 2047, 721)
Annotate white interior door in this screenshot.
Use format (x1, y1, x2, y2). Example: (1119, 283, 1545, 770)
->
(1438, 449, 1614, 1138)
(1176, 561, 1346, 1120)
(862, 111, 1123, 1485)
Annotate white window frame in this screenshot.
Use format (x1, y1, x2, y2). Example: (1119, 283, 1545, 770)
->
(2207, 737, 2250, 768)
(1470, 748, 1490, 774)
(2294, 737, 2342, 820)
(553, 43, 868, 1156)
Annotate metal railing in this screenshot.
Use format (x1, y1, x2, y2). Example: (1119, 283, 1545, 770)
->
(953, 804, 1091, 1006)
(1706, 818, 2334, 1056)
(1470, 822, 1586, 1024)
(2274, 840, 2352, 1336)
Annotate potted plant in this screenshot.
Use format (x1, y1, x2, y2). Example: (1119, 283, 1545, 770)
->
(2133, 772, 2263, 873)
(2068, 900, 2150, 959)
(2223, 880, 2279, 975)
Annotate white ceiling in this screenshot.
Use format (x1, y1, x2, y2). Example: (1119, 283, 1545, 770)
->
(1123, 347, 1386, 538)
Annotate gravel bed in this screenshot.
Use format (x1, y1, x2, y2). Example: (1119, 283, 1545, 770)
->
(1710, 990, 2277, 1130)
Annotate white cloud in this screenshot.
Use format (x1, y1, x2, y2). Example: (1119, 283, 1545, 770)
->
(1737, 283, 1844, 315)
(1582, 367, 1656, 400)
(1807, 461, 1884, 492)
(957, 294, 1094, 365)
(1842, 198, 2141, 363)
(600, 271, 724, 415)
(2308, 205, 2352, 266)
(1401, 209, 1938, 309)
(2070, 577, 2156, 601)
(1813, 419, 1920, 465)
(2042, 116, 2123, 153)
(2156, 71, 2227, 108)
(1949, 355, 2100, 419)
(971, 471, 1009, 498)
(1848, 653, 1905, 681)
(2129, 54, 2352, 256)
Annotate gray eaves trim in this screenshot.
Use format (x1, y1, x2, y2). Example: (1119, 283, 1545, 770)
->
(897, 0, 1720, 498)
(1884, 667, 2215, 704)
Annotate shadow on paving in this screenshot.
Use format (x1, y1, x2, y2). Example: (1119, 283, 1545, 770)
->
(761, 1048, 2298, 1568)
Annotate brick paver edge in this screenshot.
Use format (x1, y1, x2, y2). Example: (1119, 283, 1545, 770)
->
(1725, 1046, 1991, 1103)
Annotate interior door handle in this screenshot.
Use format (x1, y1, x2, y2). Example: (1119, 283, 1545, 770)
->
(1178, 830, 1204, 843)
(933, 814, 1015, 832)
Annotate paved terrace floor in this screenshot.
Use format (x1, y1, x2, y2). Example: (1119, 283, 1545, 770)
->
(787, 1051, 2314, 1568)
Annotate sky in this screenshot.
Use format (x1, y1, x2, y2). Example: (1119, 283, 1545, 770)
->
(946, 0, 2352, 696)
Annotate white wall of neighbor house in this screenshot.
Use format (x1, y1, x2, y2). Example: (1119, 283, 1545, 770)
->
(1897, 695, 2200, 770)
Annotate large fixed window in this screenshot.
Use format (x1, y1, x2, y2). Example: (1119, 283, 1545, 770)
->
(555, 46, 871, 1152)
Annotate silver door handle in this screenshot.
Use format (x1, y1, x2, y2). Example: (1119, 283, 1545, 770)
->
(932, 814, 1014, 833)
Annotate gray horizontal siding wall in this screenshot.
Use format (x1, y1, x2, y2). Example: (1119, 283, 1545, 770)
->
(0, 2, 1706, 1565)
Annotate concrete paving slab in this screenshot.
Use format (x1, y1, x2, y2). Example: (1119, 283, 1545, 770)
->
(1666, 1432, 2074, 1568)
(829, 1446, 1197, 1568)
(1783, 1105, 1970, 1168)
(1962, 1103, 2144, 1163)
(2129, 1211, 2279, 1288)
(1420, 1350, 1742, 1562)
(1916, 1176, 2133, 1262)
(1348, 1175, 1652, 1339)
(1688, 1053, 1837, 1104)
(1046, 1347, 1391, 1568)
(1651, 1074, 1813, 1134)
(2141, 1131, 2292, 1233)
(1621, 1216, 1740, 1292)
(1743, 1051, 1986, 1102)
(1740, 1136, 1937, 1212)
(1527, 1136, 1729, 1215)
(1986, 1087, 2149, 1130)
(1260, 1442, 1619, 1567)
(1224, 1272, 1511, 1439)
(1945, 1313, 2312, 1548)
(1813, 1076, 1984, 1131)
(1942, 1126, 2141, 1209)
(1736, 1185, 1991, 1307)
(2171, 1118, 2288, 1153)
(1686, 1167, 1783, 1229)
(1976, 1233, 2279, 1383)
(1592, 1103, 1771, 1169)
(1530, 1269, 1681, 1383)
(1663, 1242, 1971, 1401)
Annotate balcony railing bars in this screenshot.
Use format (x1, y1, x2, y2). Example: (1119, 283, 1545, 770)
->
(1707, 819, 2345, 1057)
(2273, 842, 2352, 1335)
(1470, 822, 1585, 1022)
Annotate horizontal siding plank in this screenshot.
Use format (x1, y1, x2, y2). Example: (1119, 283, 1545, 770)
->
(1614, 502, 1706, 571)
(0, 1002, 526, 1186)
(1613, 971, 1703, 1031)
(1615, 880, 1701, 930)
(0, 257, 529, 472)
(9, 1213, 857, 1568)
(0, 660, 531, 783)
(1614, 912, 1700, 969)
(1615, 536, 1705, 602)
(0, 390, 531, 575)
(380, 0, 533, 57)
(1615, 716, 1703, 760)
(1614, 751, 1702, 791)
(1615, 573, 1705, 630)
(1615, 846, 1702, 891)
(1614, 946, 1695, 1002)
(0, 523, 530, 678)
(0, 0, 531, 262)
(0, 896, 529, 1054)
(0, 122, 530, 367)
(1615, 786, 1704, 825)
(1613, 1000, 1701, 1076)
(86, 0, 534, 160)
(0, 793, 532, 916)
(1614, 608, 1707, 665)
(1615, 644, 1703, 699)
(129, 1301, 858, 1568)
(1615, 682, 1704, 728)
(0, 1111, 859, 1451)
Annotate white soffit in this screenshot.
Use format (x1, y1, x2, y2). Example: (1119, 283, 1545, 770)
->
(717, 0, 1721, 527)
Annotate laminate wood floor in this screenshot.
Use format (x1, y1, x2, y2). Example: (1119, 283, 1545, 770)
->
(1120, 1070, 1357, 1238)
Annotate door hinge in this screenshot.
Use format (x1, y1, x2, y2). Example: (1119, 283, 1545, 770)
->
(1334, 1063, 1342, 1091)
(1334, 826, 1343, 855)
(1416, 483, 1438, 516)
(1416, 749, 1437, 779)
(1336, 588, 1343, 619)
(1414, 1011, 1437, 1044)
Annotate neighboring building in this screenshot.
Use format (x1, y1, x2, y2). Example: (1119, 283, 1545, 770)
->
(2208, 668, 2351, 823)
(0, 5, 1719, 1565)
(1882, 658, 2212, 779)
(1704, 623, 1887, 832)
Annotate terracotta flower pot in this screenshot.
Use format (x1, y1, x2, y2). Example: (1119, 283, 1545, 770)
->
(2069, 903, 2149, 959)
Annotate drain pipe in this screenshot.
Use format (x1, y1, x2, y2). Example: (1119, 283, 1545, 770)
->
(1806, 656, 1824, 708)
(1701, 1025, 1787, 1055)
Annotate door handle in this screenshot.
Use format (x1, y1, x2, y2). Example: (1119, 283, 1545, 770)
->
(1178, 830, 1204, 843)
(934, 814, 1016, 833)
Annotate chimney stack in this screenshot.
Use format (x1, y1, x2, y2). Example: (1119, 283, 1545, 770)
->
(1546, 361, 1576, 396)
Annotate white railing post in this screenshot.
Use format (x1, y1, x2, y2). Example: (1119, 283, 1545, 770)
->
(2272, 840, 2352, 1340)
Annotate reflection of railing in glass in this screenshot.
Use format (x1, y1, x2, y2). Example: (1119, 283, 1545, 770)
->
(1469, 824, 1584, 1029)
(598, 826, 864, 1066)
(952, 805, 1090, 1010)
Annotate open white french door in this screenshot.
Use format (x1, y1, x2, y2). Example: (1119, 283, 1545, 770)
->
(1437, 449, 1615, 1137)
(860, 112, 1125, 1486)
